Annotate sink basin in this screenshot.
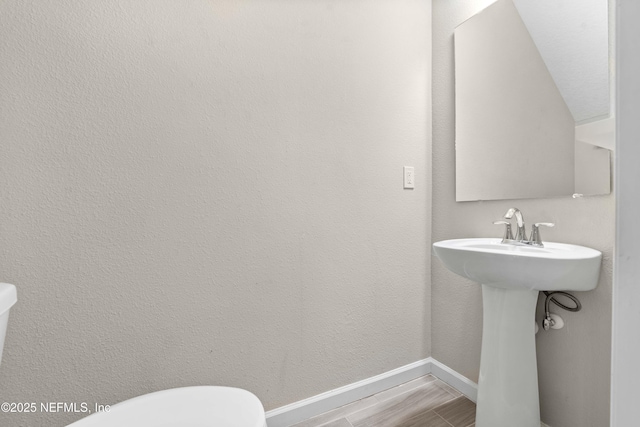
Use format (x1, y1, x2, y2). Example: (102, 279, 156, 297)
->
(433, 238, 602, 291)
(433, 238, 601, 427)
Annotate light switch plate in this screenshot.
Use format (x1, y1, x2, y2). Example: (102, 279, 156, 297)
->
(404, 166, 415, 189)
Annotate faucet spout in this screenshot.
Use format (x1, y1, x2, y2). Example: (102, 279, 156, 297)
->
(504, 208, 526, 241)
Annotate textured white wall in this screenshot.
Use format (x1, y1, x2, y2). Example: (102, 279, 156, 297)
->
(432, 1, 613, 426)
(0, 1, 432, 425)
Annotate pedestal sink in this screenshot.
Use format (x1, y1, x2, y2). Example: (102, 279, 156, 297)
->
(433, 238, 601, 427)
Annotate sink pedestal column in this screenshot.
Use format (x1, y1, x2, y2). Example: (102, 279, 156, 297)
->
(476, 285, 540, 427)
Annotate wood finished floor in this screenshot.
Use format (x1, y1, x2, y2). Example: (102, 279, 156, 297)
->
(290, 375, 476, 427)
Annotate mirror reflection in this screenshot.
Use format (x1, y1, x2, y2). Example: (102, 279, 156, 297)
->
(454, 0, 612, 202)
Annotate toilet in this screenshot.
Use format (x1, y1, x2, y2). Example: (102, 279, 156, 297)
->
(0, 282, 265, 427)
(0, 283, 17, 367)
(66, 386, 267, 427)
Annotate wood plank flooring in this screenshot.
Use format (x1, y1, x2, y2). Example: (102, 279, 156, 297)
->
(290, 375, 476, 427)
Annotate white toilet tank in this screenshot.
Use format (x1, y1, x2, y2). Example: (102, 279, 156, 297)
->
(0, 283, 17, 366)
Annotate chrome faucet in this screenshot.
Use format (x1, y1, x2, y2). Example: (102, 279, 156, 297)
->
(504, 208, 526, 241)
(493, 208, 554, 247)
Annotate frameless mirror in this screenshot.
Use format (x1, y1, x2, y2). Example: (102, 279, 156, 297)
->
(454, 0, 612, 202)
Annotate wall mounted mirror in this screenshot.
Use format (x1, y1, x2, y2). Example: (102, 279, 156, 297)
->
(454, 0, 612, 202)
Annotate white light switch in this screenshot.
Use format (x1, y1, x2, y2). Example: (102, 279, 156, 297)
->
(404, 166, 415, 189)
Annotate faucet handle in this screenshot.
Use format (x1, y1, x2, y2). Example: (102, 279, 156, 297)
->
(493, 220, 514, 242)
(530, 222, 555, 247)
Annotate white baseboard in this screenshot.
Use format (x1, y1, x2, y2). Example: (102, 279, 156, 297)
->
(265, 357, 478, 427)
(428, 358, 478, 403)
(266, 357, 554, 427)
(265, 358, 432, 427)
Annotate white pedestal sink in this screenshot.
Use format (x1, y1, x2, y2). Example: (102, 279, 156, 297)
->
(433, 238, 601, 427)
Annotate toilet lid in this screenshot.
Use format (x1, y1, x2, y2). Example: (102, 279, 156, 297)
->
(66, 386, 265, 427)
(0, 283, 17, 316)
